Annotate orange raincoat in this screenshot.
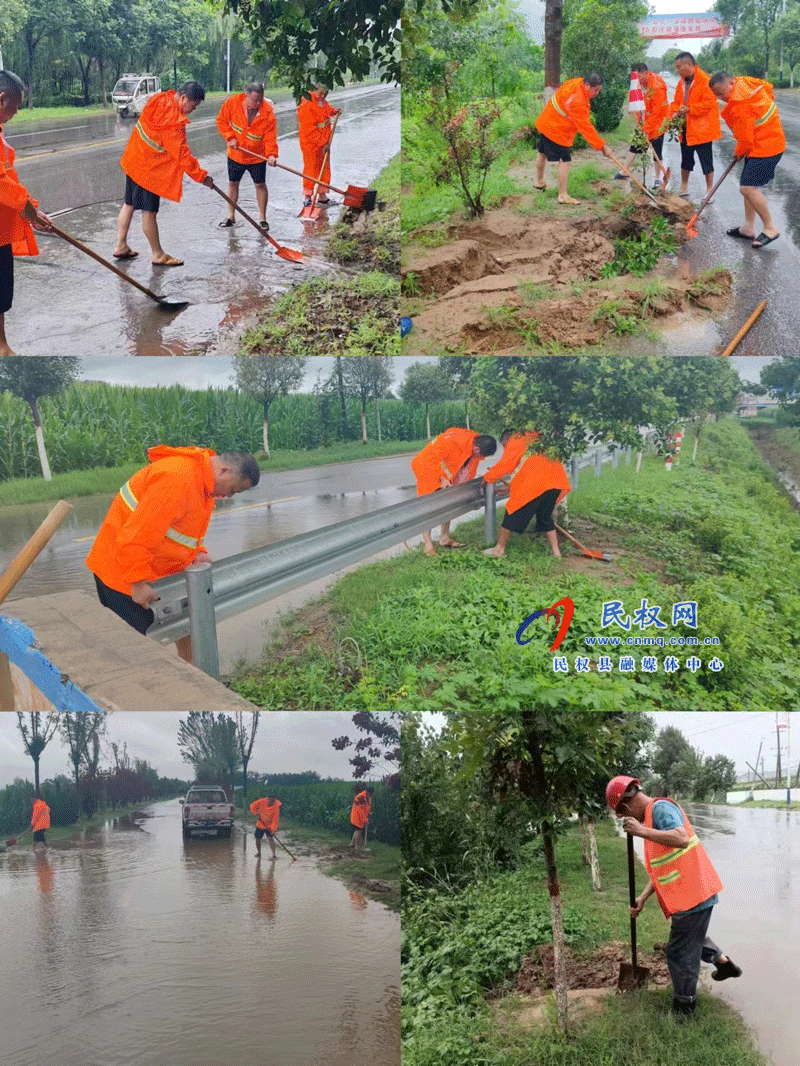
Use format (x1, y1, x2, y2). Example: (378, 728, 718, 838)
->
(297, 91, 336, 196)
(643, 799, 723, 918)
(216, 94, 278, 166)
(411, 427, 481, 496)
(120, 90, 207, 201)
(250, 797, 281, 832)
(85, 445, 216, 595)
(350, 791, 371, 829)
(0, 128, 39, 255)
(31, 798, 50, 832)
(535, 78, 605, 151)
(721, 77, 785, 159)
(671, 67, 721, 146)
(484, 433, 571, 515)
(642, 74, 670, 140)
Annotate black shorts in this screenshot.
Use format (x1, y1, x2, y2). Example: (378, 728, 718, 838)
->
(254, 826, 274, 839)
(502, 488, 561, 535)
(124, 174, 160, 213)
(538, 132, 571, 163)
(680, 139, 714, 176)
(33, 830, 47, 843)
(740, 153, 782, 188)
(94, 574, 155, 635)
(629, 135, 664, 161)
(0, 243, 13, 315)
(227, 158, 267, 185)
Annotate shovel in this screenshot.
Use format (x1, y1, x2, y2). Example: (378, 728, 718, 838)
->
(273, 832, 297, 862)
(686, 156, 739, 236)
(300, 113, 340, 220)
(554, 522, 614, 562)
(605, 148, 662, 208)
(48, 222, 189, 310)
(618, 833, 651, 991)
(209, 182, 303, 263)
(242, 151, 377, 212)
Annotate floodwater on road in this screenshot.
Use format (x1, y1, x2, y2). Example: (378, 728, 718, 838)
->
(0, 800, 400, 1066)
(639, 801, 800, 1066)
(10, 84, 399, 356)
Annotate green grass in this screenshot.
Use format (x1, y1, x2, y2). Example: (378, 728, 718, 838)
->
(327, 153, 400, 274)
(0, 440, 426, 506)
(21, 800, 181, 843)
(403, 821, 768, 1066)
(735, 799, 800, 809)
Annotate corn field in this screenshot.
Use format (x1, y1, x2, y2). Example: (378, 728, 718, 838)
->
(0, 383, 470, 481)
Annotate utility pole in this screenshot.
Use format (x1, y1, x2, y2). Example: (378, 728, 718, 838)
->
(775, 716, 782, 787)
(226, 38, 231, 93)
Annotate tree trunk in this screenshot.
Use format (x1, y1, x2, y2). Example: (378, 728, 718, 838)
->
(361, 400, 367, 444)
(425, 405, 431, 440)
(579, 815, 590, 865)
(242, 758, 249, 800)
(588, 819, 601, 892)
(635, 449, 643, 473)
(336, 357, 348, 439)
(262, 408, 270, 458)
(28, 400, 52, 480)
(544, 0, 564, 99)
(99, 55, 107, 108)
(376, 398, 382, 442)
(542, 829, 570, 1032)
(692, 430, 699, 461)
(465, 399, 470, 430)
(33, 755, 40, 795)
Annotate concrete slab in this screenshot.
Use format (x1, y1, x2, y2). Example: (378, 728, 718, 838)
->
(1, 591, 261, 713)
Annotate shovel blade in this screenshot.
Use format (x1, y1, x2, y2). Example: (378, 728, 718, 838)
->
(617, 962, 651, 992)
(275, 246, 304, 264)
(156, 299, 190, 311)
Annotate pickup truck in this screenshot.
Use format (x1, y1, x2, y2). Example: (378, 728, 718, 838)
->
(180, 787, 234, 838)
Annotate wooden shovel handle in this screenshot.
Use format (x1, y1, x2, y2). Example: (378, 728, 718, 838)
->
(49, 222, 164, 304)
(0, 500, 73, 606)
(310, 113, 340, 210)
(605, 149, 660, 206)
(270, 158, 347, 196)
(687, 156, 739, 228)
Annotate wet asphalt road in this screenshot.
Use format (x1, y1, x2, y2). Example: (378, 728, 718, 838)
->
(618, 84, 799, 357)
(8, 83, 399, 356)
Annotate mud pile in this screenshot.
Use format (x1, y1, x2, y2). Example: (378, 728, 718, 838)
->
(515, 942, 672, 993)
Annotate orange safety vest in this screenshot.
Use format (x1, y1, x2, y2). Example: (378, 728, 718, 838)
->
(643, 799, 723, 918)
(250, 797, 281, 832)
(120, 90, 207, 202)
(484, 432, 571, 515)
(31, 799, 50, 831)
(0, 128, 39, 255)
(534, 78, 605, 151)
(721, 77, 785, 159)
(641, 74, 670, 140)
(216, 94, 279, 165)
(85, 445, 216, 596)
(670, 67, 722, 146)
(350, 791, 371, 828)
(411, 427, 481, 496)
(297, 92, 336, 152)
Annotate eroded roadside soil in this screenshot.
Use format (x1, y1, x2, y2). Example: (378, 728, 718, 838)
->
(514, 942, 672, 993)
(402, 185, 732, 354)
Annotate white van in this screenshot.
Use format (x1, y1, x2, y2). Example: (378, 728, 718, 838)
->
(111, 74, 162, 117)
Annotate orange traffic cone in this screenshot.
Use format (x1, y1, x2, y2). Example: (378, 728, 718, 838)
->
(628, 71, 645, 115)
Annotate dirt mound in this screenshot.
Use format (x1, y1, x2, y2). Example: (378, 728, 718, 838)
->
(515, 942, 672, 993)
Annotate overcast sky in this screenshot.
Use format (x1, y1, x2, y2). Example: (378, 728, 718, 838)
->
(78, 356, 771, 392)
(0, 712, 390, 788)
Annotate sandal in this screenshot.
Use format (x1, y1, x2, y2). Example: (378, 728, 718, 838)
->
(218, 218, 235, 228)
(152, 254, 184, 267)
(438, 540, 466, 549)
(259, 220, 269, 231)
(752, 232, 779, 249)
(113, 249, 139, 260)
(726, 227, 754, 239)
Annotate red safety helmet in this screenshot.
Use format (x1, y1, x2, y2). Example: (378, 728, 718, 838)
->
(606, 775, 640, 813)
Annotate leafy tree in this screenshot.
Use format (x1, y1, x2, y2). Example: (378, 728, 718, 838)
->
(760, 355, 800, 421)
(235, 710, 260, 798)
(438, 354, 474, 425)
(694, 753, 737, 800)
(59, 711, 107, 815)
(650, 724, 692, 795)
(340, 356, 394, 444)
(233, 355, 306, 457)
(225, 0, 402, 99)
(16, 711, 59, 796)
(20, 2, 75, 108)
(177, 711, 241, 791)
(0, 0, 28, 47)
(658, 357, 741, 460)
(332, 711, 401, 778)
(400, 362, 454, 438)
(774, 7, 800, 85)
(0, 357, 80, 479)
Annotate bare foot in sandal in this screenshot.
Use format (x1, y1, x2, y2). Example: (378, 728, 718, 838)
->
(152, 253, 184, 267)
(558, 195, 581, 205)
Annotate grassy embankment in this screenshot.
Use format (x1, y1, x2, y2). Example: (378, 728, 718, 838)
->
(239, 810, 400, 910)
(231, 417, 800, 711)
(403, 820, 769, 1066)
(0, 437, 424, 507)
(734, 799, 800, 809)
(239, 153, 399, 358)
(7, 799, 182, 844)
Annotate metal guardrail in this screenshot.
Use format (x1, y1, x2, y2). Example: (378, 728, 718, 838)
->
(147, 478, 496, 676)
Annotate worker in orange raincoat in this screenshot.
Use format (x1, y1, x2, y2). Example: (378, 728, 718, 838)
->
(250, 795, 281, 858)
(613, 64, 671, 189)
(710, 71, 785, 250)
(296, 84, 341, 205)
(349, 787, 374, 851)
(216, 82, 278, 230)
(411, 428, 497, 556)
(114, 81, 215, 267)
(85, 446, 259, 660)
(534, 73, 614, 204)
(671, 53, 722, 200)
(0, 70, 55, 356)
(482, 431, 571, 558)
(31, 794, 51, 846)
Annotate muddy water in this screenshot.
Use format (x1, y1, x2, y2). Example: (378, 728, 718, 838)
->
(0, 801, 400, 1066)
(635, 802, 800, 1066)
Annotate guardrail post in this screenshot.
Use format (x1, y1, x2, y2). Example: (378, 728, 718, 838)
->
(483, 481, 496, 544)
(594, 449, 602, 477)
(570, 455, 579, 489)
(184, 561, 220, 679)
